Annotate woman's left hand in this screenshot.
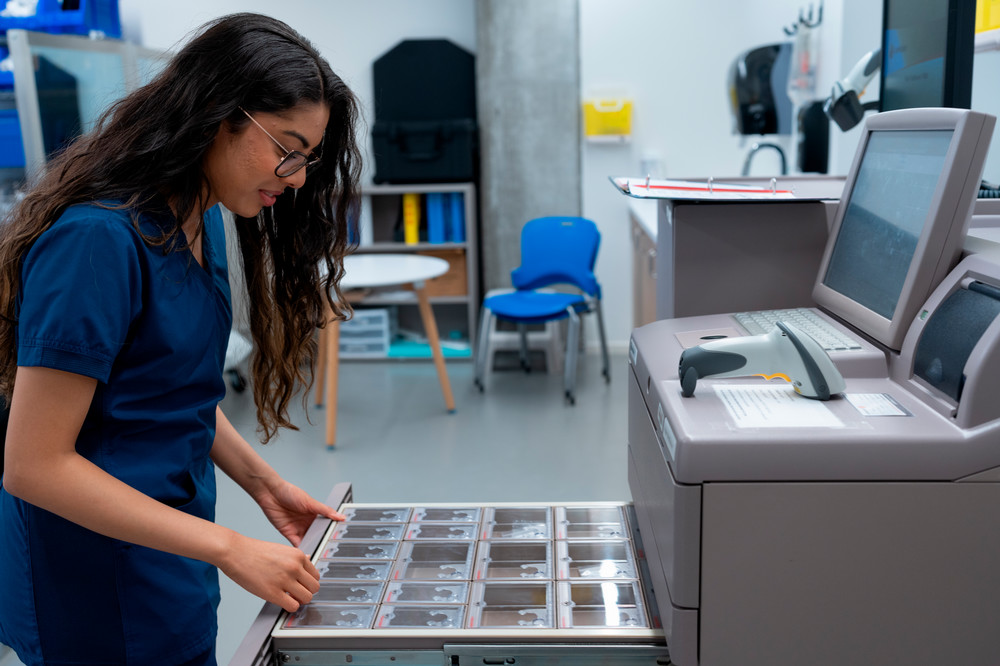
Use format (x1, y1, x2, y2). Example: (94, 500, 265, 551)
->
(256, 480, 345, 547)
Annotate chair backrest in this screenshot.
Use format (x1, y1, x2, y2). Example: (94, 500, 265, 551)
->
(510, 216, 601, 296)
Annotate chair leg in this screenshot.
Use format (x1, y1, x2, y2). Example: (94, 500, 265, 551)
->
(595, 299, 611, 383)
(563, 307, 580, 405)
(474, 306, 493, 391)
(545, 320, 563, 374)
(517, 324, 531, 373)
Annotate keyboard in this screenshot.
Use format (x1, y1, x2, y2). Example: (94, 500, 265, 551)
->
(733, 308, 863, 351)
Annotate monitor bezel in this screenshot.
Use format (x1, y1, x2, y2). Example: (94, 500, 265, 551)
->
(812, 107, 994, 351)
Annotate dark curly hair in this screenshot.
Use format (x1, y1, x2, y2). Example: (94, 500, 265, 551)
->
(0, 12, 362, 442)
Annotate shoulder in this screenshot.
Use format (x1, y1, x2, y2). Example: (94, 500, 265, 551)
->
(43, 203, 144, 248)
(26, 203, 147, 275)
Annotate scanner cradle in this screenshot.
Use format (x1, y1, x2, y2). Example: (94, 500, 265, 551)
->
(677, 321, 846, 399)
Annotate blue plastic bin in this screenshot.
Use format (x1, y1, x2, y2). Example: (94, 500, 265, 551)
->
(0, 0, 121, 38)
(0, 108, 26, 168)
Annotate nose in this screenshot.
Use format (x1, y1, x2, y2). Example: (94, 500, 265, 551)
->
(283, 166, 308, 190)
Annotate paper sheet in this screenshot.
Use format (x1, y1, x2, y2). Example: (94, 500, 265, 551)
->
(611, 176, 797, 200)
(713, 384, 843, 428)
(845, 393, 911, 417)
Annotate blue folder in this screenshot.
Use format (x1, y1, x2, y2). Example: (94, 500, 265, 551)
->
(447, 192, 465, 242)
(425, 193, 446, 244)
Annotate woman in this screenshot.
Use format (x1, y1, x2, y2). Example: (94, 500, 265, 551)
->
(0, 13, 361, 665)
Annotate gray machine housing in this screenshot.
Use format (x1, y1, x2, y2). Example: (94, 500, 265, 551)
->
(628, 250, 1000, 665)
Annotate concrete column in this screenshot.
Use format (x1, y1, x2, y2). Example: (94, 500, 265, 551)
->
(475, 0, 581, 291)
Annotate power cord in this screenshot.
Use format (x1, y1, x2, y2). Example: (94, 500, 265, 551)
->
(980, 180, 1000, 199)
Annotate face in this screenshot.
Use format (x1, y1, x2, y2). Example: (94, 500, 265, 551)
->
(202, 102, 330, 218)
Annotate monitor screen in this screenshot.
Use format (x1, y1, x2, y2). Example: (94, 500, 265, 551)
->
(812, 108, 995, 351)
(879, 0, 974, 112)
(822, 130, 953, 320)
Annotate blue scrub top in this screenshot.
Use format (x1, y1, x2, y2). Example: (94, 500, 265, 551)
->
(0, 203, 232, 665)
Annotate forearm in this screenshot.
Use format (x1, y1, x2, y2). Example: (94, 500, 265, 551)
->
(210, 406, 281, 501)
(3, 366, 239, 570)
(210, 408, 344, 546)
(4, 447, 237, 568)
(4, 365, 321, 613)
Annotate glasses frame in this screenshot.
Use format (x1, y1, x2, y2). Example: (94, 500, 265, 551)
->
(238, 106, 322, 178)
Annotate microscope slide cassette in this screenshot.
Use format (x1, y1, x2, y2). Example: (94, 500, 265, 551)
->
(272, 502, 663, 643)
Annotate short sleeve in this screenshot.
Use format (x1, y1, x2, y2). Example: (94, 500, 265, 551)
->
(17, 209, 143, 382)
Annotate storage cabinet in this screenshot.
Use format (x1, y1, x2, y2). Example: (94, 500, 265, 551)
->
(631, 216, 657, 329)
(349, 182, 479, 359)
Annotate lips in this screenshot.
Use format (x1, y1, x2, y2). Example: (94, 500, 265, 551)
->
(259, 190, 281, 207)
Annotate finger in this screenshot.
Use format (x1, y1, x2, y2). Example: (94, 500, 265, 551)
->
(304, 558, 320, 580)
(278, 593, 300, 613)
(304, 497, 346, 521)
(288, 582, 316, 606)
(299, 571, 320, 594)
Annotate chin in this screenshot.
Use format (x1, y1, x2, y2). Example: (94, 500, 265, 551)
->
(227, 202, 264, 219)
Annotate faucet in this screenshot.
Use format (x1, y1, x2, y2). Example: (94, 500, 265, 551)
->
(742, 141, 787, 176)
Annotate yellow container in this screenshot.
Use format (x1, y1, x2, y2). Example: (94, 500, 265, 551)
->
(978, 0, 1000, 33)
(582, 98, 633, 137)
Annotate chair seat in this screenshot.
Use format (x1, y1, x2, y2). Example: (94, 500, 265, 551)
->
(474, 216, 610, 405)
(484, 290, 585, 323)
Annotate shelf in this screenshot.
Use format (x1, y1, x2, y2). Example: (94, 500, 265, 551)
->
(585, 134, 631, 144)
(358, 242, 467, 253)
(365, 182, 475, 195)
(976, 28, 1000, 53)
(345, 182, 480, 355)
(387, 338, 472, 359)
(352, 293, 470, 306)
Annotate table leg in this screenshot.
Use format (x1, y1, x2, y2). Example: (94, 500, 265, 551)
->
(325, 318, 340, 448)
(414, 283, 456, 413)
(314, 323, 327, 407)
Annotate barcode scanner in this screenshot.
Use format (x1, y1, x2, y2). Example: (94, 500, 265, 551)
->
(678, 321, 846, 400)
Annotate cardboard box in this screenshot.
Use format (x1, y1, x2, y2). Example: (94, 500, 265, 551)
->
(416, 248, 467, 297)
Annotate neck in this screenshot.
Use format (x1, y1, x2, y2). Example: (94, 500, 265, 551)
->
(171, 192, 217, 245)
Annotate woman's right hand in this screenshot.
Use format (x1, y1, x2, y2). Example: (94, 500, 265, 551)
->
(215, 531, 320, 612)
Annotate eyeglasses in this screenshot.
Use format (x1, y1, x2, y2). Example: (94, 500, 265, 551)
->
(239, 106, 322, 178)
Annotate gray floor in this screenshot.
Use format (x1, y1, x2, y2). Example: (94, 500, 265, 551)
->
(215, 349, 630, 664)
(0, 350, 630, 666)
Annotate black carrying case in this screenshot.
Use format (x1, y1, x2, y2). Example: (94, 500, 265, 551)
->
(372, 39, 478, 184)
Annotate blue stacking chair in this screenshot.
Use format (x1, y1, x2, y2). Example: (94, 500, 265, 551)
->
(473, 216, 610, 404)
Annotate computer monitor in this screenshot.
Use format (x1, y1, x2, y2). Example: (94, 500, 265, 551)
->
(879, 0, 975, 112)
(812, 107, 995, 351)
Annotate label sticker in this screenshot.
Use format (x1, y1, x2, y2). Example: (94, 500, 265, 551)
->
(845, 393, 912, 417)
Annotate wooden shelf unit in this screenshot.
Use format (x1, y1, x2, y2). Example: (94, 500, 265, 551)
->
(352, 182, 479, 359)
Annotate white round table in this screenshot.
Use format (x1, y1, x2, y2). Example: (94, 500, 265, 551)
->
(340, 253, 449, 290)
(316, 253, 456, 448)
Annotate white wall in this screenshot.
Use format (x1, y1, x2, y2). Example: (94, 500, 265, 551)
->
(121, 0, 864, 353)
(118, 0, 477, 184)
(121, 1, 996, 354)
(579, 0, 864, 349)
(830, 0, 883, 176)
(972, 49, 1000, 185)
